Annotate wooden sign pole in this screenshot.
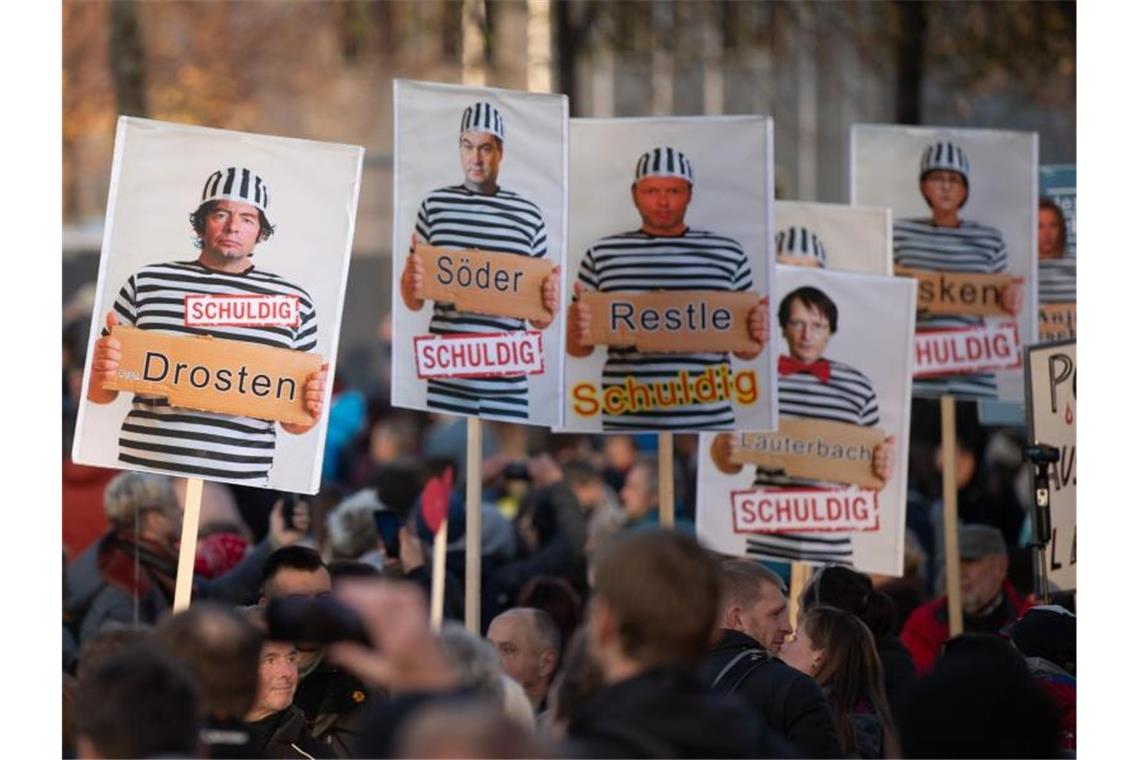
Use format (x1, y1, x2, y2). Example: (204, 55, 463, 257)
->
(940, 395, 964, 636)
(788, 561, 812, 629)
(172, 477, 204, 612)
(465, 418, 483, 633)
(658, 433, 675, 528)
(430, 517, 448, 631)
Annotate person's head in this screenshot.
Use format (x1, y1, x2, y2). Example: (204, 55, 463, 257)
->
(775, 226, 827, 268)
(1038, 198, 1068, 260)
(459, 101, 505, 193)
(619, 456, 658, 521)
(783, 606, 896, 757)
(438, 621, 507, 704)
(241, 606, 300, 722)
(75, 645, 201, 759)
(548, 629, 604, 741)
(190, 167, 274, 263)
(393, 698, 547, 759)
(156, 602, 262, 720)
(487, 608, 561, 706)
(324, 488, 384, 561)
(76, 624, 159, 686)
(516, 575, 583, 656)
(898, 634, 1059, 758)
(103, 471, 181, 545)
(801, 565, 896, 638)
(1008, 604, 1076, 675)
(718, 559, 793, 654)
(631, 146, 694, 236)
(778, 286, 838, 364)
(562, 459, 606, 511)
(588, 529, 721, 675)
(918, 140, 970, 216)
(958, 524, 1009, 615)
(259, 545, 332, 603)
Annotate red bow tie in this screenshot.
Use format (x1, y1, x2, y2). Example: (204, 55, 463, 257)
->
(778, 355, 831, 383)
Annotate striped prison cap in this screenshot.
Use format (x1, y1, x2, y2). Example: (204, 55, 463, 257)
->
(200, 167, 271, 220)
(920, 140, 970, 185)
(460, 101, 505, 142)
(635, 146, 694, 184)
(775, 226, 827, 266)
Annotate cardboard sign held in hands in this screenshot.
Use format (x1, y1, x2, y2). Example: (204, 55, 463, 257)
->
(730, 417, 888, 490)
(417, 244, 554, 323)
(102, 326, 323, 425)
(1038, 302, 1076, 342)
(895, 267, 1019, 317)
(579, 291, 762, 353)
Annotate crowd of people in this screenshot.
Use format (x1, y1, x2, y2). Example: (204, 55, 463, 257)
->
(62, 288, 1076, 757)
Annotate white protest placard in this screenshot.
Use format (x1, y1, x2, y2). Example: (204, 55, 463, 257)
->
(562, 116, 777, 433)
(697, 267, 916, 575)
(71, 117, 363, 494)
(851, 124, 1037, 403)
(1026, 339, 1076, 592)
(774, 201, 892, 276)
(390, 80, 568, 427)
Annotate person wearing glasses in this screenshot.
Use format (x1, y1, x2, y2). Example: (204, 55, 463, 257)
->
(893, 140, 1022, 398)
(710, 286, 895, 566)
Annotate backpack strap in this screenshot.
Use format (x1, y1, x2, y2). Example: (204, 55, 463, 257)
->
(711, 647, 769, 693)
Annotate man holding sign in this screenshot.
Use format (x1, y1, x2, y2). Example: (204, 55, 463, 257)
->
(567, 146, 768, 430)
(711, 286, 895, 565)
(86, 167, 327, 485)
(894, 141, 1023, 398)
(399, 101, 559, 421)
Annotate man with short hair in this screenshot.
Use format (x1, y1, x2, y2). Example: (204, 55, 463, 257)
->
(486, 607, 561, 710)
(618, 455, 695, 534)
(400, 101, 558, 421)
(259, 545, 371, 756)
(711, 285, 895, 565)
(157, 602, 262, 758)
(241, 607, 334, 758)
(87, 166, 327, 484)
(901, 523, 1032, 674)
(568, 146, 769, 430)
(698, 559, 843, 759)
(75, 645, 201, 759)
(564, 530, 788, 757)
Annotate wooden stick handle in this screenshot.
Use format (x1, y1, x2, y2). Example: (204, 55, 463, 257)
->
(789, 561, 812, 629)
(173, 478, 204, 612)
(658, 433, 675, 528)
(465, 418, 482, 633)
(430, 519, 448, 631)
(941, 395, 964, 636)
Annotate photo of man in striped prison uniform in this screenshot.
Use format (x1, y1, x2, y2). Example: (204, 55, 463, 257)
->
(893, 140, 1023, 398)
(566, 146, 769, 431)
(710, 285, 895, 565)
(86, 167, 327, 485)
(399, 101, 558, 421)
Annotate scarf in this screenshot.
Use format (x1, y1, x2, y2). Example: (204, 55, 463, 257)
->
(96, 529, 183, 604)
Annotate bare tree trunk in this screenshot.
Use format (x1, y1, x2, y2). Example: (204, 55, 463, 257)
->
(526, 0, 553, 93)
(109, 0, 148, 117)
(462, 0, 488, 86)
(894, 0, 926, 124)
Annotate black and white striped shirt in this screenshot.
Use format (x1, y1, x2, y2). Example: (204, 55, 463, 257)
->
(1038, 258, 1076, 304)
(415, 185, 547, 421)
(109, 260, 318, 485)
(893, 218, 1008, 399)
(746, 358, 880, 566)
(577, 228, 754, 431)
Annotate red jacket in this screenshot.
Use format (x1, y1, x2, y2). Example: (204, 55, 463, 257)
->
(900, 580, 1031, 675)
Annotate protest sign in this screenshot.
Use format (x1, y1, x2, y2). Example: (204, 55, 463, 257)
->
(562, 116, 776, 433)
(774, 202, 892, 275)
(852, 124, 1037, 402)
(72, 117, 363, 493)
(697, 267, 915, 575)
(1026, 339, 1076, 592)
(391, 79, 568, 426)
